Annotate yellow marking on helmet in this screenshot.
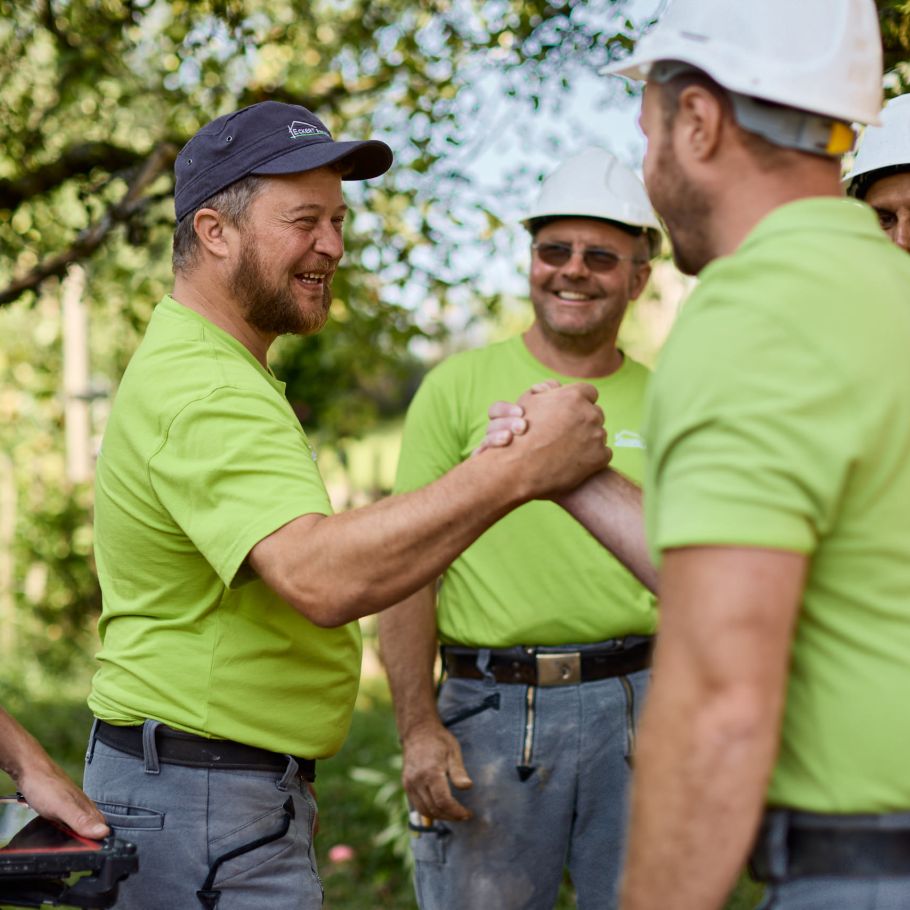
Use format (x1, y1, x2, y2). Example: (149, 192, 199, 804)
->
(826, 121, 856, 156)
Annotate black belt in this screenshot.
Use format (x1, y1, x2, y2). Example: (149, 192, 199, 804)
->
(750, 809, 910, 881)
(442, 639, 652, 687)
(94, 720, 316, 782)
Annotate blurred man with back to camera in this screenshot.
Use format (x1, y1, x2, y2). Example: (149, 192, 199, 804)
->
(484, 2, 910, 908)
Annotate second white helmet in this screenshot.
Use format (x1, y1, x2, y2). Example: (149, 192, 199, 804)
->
(844, 95, 910, 197)
(522, 148, 662, 258)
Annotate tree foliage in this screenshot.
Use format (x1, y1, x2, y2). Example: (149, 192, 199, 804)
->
(0, 0, 639, 672)
(1, 1, 907, 674)
(877, 0, 910, 86)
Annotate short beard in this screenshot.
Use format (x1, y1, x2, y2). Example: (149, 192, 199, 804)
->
(534, 308, 622, 356)
(231, 237, 331, 336)
(652, 136, 714, 277)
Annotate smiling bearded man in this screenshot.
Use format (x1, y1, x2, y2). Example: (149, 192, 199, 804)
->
(82, 102, 613, 910)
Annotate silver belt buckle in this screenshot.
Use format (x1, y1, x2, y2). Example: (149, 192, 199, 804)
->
(535, 652, 581, 686)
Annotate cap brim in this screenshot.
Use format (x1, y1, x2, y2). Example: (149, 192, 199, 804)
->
(252, 138, 393, 181)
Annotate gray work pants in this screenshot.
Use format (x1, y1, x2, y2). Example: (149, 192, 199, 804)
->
(412, 654, 649, 910)
(758, 877, 910, 908)
(83, 719, 323, 910)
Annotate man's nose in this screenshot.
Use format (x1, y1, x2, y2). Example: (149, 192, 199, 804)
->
(560, 249, 589, 278)
(313, 224, 344, 261)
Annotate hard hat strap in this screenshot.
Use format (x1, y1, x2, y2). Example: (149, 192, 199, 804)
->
(649, 60, 856, 159)
(728, 92, 856, 159)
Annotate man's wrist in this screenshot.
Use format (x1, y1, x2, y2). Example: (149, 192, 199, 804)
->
(467, 443, 535, 507)
(399, 715, 445, 745)
(1, 728, 42, 783)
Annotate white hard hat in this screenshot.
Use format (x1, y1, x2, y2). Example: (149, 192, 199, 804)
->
(601, 0, 883, 128)
(522, 148, 662, 258)
(844, 94, 910, 196)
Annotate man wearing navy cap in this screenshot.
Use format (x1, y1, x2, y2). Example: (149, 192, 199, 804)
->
(81, 101, 610, 909)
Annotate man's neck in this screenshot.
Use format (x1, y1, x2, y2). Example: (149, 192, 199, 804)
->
(523, 323, 624, 379)
(707, 160, 843, 264)
(172, 272, 275, 369)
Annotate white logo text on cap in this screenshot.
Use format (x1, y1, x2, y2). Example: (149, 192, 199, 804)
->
(288, 121, 329, 140)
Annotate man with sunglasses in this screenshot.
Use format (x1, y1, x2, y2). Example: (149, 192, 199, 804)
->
(378, 148, 660, 910)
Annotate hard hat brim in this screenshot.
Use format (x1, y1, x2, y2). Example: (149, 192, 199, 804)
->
(600, 54, 882, 127)
(599, 57, 650, 81)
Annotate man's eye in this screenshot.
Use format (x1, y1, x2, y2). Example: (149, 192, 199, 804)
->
(876, 210, 896, 230)
(586, 249, 620, 269)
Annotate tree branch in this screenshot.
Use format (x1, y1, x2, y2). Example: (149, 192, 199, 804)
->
(0, 142, 178, 308)
(0, 142, 151, 210)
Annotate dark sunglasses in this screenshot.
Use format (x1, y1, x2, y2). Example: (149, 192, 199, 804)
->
(532, 241, 642, 273)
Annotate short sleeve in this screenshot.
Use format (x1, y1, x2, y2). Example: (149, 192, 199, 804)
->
(394, 363, 469, 494)
(646, 288, 858, 561)
(149, 387, 332, 586)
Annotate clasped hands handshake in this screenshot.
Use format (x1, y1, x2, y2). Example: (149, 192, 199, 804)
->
(474, 379, 612, 501)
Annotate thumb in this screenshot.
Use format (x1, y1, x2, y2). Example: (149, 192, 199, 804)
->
(67, 807, 110, 840)
(82, 818, 112, 840)
(568, 381, 599, 403)
(447, 747, 473, 791)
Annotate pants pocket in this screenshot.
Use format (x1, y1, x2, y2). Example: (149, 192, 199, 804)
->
(439, 690, 500, 730)
(95, 801, 165, 830)
(206, 797, 297, 887)
(410, 822, 450, 866)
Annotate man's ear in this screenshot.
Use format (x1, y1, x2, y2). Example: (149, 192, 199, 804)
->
(675, 85, 725, 162)
(629, 261, 652, 301)
(192, 208, 234, 260)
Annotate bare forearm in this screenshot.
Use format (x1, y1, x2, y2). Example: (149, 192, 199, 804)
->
(558, 469, 658, 593)
(0, 708, 44, 779)
(250, 382, 611, 625)
(315, 457, 520, 616)
(254, 450, 528, 625)
(621, 662, 780, 908)
(378, 584, 474, 821)
(620, 548, 805, 909)
(0, 708, 109, 838)
(377, 585, 440, 739)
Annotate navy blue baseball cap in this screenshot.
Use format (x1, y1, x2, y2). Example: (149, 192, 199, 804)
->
(173, 101, 393, 221)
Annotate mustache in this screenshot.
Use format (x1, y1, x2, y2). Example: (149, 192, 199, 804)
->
(295, 258, 337, 275)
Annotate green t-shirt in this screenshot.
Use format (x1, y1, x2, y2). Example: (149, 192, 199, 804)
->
(395, 335, 656, 647)
(89, 296, 362, 759)
(646, 197, 910, 813)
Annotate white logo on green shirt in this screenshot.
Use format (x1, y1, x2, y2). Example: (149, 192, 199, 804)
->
(614, 430, 645, 449)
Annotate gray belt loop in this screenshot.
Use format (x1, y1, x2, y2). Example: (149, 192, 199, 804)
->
(141, 719, 163, 775)
(85, 718, 99, 765)
(276, 755, 299, 792)
(474, 648, 495, 687)
(765, 809, 791, 881)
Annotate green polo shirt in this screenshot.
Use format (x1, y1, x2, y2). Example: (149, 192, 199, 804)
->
(395, 335, 656, 647)
(646, 198, 910, 812)
(89, 296, 362, 758)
